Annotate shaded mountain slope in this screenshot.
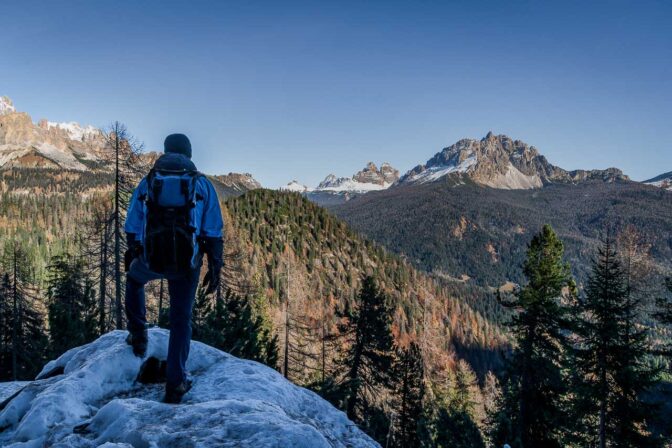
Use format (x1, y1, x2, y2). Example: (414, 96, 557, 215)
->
(331, 178, 672, 287)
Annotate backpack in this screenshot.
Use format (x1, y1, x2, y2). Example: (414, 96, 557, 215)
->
(142, 167, 202, 275)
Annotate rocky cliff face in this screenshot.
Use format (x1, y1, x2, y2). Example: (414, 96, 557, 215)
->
(399, 132, 629, 189)
(0, 96, 108, 170)
(352, 162, 399, 186)
(211, 172, 262, 192)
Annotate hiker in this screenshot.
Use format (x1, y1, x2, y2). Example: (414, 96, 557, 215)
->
(124, 133, 223, 404)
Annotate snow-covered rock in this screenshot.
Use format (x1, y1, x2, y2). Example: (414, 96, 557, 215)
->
(280, 180, 312, 193)
(314, 162, 399, 194)
(0, 96, 16, 115)
(45, 121, 101, 142)
(0, 329, 378, 448)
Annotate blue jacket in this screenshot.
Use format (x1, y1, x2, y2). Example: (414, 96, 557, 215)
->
(124, 154, 224, 247)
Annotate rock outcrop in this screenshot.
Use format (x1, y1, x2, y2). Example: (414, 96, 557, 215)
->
(0, 329, 378, 447)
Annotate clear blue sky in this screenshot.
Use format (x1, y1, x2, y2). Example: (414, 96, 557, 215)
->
(2, 0, 670, 187)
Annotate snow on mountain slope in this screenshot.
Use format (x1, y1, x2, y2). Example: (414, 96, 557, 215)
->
(316, 175, 391, 193)
(314, 162, 399, 193)
(644, 171, 672, 190)
(403, 154, 477, 184)
(46, 121, 101, 142)
(281, 180, 312, 193)
(0, 329, 378, 448)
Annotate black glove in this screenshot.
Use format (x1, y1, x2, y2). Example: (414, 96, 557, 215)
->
(200, 236, 223, 295)
(124, 233, 143, 272)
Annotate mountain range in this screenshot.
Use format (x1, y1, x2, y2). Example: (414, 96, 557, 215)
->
(0, 97, 260, 195)
(2, 94, 670, 290)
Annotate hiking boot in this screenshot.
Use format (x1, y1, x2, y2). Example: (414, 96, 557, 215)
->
(163, 379, 192, 404)
(126, 329, 148, 358)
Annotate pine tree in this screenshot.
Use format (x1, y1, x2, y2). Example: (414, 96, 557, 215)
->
(195, 288, 278, 367)
(46, 253, 99, 357)
(334, 275, 395, 436)
(654, 278, 672, 369)
(495, 224, 575, 448)
(0, 243, 48, 381)
(426, 363, 485, 448)
(390, 342, 425, 448)
(573, 234, 661, 448)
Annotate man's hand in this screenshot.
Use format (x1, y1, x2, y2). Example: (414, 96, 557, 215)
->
(202, 262, 221, 295)
(125, 233, 143, 272)
(200, 236, 223, 295)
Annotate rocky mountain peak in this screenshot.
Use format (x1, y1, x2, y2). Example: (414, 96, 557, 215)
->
(212, 172, 262, 192)
(352, 161, 400, 186)
(399, 132, 630, 189)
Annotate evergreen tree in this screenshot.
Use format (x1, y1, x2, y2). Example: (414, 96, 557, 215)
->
(390, 342, 425, 448)
(495, 224, 575, 448)
(194, 288, 278, 367)
(573, 234, 661, 448)
(334, 275, 395, 438)
(0, 243, 48, 381)
(425, 363, 485, 448)
(46, 254, 98, 357)
(654, 278, 672, 368)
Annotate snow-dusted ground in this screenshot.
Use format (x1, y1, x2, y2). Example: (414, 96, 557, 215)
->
(0, 329, 379, 448)
(0, 382, 29, 403)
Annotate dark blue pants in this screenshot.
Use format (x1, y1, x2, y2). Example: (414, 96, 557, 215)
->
(125, 256, 201, 388)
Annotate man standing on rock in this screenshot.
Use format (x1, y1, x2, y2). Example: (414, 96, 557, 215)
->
(124, 133, 224, 404)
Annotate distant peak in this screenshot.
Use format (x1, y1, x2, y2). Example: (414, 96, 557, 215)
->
(399, 134, 630, 189)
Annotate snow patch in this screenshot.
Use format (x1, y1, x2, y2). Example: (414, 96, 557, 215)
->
(0, 96, 16, 115)
(46, 121, 100, 142)
(315, 178, 391, 193)
(0, 329, 378, 448)
(280, 180, 312, 193)
(407, 154, 478, 184)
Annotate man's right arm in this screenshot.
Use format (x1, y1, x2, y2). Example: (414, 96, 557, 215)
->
(124, 177, 147, 243)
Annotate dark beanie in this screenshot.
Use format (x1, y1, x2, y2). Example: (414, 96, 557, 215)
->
(164, 133, 192, 159)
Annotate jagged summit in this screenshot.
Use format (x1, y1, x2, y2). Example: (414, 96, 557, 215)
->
(315, 162, 400, 193)
(0, 329, 378, 447)
(280, 180, 312, 193)
(399, 132, 629, 189)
